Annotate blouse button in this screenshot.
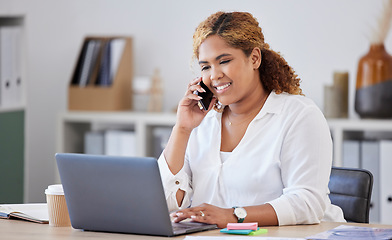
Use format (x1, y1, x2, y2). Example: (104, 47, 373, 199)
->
(175, 180, 180, 185)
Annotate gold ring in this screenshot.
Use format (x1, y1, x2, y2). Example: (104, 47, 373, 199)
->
(197, 102, 204, 110)
(200, 210, 205, 217)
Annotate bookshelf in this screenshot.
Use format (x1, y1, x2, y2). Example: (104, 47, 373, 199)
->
(56, 111, 177, 184)
(57, 111, 177, 160)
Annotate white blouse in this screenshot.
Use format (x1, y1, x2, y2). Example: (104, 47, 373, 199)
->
(158, 91, 345, 225)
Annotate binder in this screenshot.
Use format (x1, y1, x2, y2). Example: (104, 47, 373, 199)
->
(109, 38, 126, 84)
(78, 39, 101, 87)
(95, 40, 111, 86)
(11, 26, 22, 106)
(0, 26, 13, 107)
(342, 140, 360, 168)
(84, 131, 104, 155)
(104, 130, 136, 157)
(0, 25, 22, 108)
(379, 140, 392, 224)
(361, 141, 380, 223)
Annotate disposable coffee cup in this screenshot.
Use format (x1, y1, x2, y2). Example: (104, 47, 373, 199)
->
(45, 184, 71, 227)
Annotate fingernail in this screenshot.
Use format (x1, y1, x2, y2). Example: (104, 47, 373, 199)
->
(198, 96, 203, 100)
(191, 215, 196, 219)
(201, 88, 206, 92)
(177, 212, 184, 216)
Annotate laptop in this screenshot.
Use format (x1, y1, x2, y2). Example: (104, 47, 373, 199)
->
(55, 153, 217, 236)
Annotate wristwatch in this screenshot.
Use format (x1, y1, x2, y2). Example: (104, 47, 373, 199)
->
(233, 207, 247, 223)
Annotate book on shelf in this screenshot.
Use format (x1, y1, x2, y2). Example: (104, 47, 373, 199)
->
(0, 204, 49, 224)
(96, 38, 125, 86)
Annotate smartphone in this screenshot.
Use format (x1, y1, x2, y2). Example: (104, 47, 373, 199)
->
(197, 80, 214, 111)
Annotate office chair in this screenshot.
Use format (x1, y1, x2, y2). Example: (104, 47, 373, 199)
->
(328, 166, 373, 223)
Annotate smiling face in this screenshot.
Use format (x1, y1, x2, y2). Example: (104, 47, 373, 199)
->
(198, 35, 263, 107)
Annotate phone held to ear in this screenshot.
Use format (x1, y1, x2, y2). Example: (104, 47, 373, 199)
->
(197, 81, 214, 111)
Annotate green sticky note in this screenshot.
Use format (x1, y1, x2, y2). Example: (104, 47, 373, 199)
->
(249, 228, 268, 235)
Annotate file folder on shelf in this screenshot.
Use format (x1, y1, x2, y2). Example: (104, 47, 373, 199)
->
(0, 26, 13, 107)
(11, 26, 22, 107)
(0, 25, 22, 108)
(68, 36, 133, 111)
(77, 39, 102, 87)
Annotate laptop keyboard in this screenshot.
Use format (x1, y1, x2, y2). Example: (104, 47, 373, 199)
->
(172, 222, 198, 231)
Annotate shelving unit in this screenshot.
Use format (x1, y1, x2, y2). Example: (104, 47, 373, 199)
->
(57, 111, 177, 156)
(327, 118, 392, 166)
(58, 113, 392, 166)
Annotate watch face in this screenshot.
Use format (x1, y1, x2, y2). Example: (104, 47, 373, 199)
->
(234, 207, 247, 218)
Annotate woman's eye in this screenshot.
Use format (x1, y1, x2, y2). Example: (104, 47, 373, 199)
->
(220, 59, 231, 64)
(201, 66, 210, 71)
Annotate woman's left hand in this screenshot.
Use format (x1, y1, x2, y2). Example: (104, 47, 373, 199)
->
(170, 203, 237, 228)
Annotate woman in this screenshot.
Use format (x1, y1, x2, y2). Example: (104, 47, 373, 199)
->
(157, 11, 345, 228)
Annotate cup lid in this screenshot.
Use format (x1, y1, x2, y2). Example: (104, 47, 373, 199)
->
(45, 184, 64, 195)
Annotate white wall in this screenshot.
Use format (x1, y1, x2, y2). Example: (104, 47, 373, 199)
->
(0, 0, 391, 202)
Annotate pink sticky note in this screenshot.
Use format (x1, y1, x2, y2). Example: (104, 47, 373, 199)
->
(227, 222, 258, 231)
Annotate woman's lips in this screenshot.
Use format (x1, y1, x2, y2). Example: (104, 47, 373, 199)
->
(214, 82, 231, 92)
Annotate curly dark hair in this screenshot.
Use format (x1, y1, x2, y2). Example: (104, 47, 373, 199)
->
(193, 11, 302, 95)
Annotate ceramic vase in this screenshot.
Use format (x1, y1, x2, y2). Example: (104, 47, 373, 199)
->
(355, 44, 392, 118)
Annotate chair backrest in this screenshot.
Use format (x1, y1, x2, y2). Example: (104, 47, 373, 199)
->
(328, 167, 373, 223)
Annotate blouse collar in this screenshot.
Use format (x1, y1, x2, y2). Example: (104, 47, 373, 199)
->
(207, 90, 288, 121)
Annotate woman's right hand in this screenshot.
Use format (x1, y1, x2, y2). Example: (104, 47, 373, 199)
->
(175, 77, 216, 132)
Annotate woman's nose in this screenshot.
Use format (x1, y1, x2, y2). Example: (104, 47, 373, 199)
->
(209, 67, 224, 81)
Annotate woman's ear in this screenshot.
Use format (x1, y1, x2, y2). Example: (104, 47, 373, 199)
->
(250, 47, 262, 69)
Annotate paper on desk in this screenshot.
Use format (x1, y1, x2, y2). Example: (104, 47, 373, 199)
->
(0, 203, 49, 221)
(306, 225, 392, 240)
(185, 237, 305, 240)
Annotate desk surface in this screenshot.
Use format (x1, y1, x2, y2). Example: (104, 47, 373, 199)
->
(1, 219, 392, 239)
(1, 204, 392, 239)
